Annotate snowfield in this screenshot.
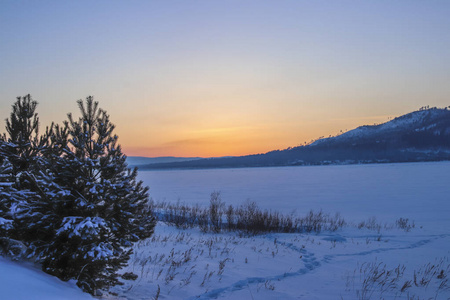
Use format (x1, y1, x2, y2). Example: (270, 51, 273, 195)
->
(105, 162, 450, 299)
(108, 223, 450, 300)
(0, 256, 92, 300)
(137, 162, 450, 230)
(2, 162, 450, 299)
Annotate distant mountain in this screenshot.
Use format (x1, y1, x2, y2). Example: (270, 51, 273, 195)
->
(138, 107, 450, 170)
(311, 107, 450, 148)
(126, 156, 202, 167)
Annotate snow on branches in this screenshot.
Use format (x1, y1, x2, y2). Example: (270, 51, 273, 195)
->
(0, 95, 155, 295)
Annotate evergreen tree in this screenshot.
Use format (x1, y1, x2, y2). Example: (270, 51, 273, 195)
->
(0, 151, 15, 240)
(0, 95, 44, 254)
(0, 152, 33, 258)
(0, 95, 154, 295)
(41, 96, 156, 294)
(4, 94, 40, 175)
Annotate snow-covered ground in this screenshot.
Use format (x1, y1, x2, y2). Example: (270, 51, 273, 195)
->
(0, 256, 92, 300)
(2, 162, 449, 299)
(108, 223, 450, 299)
(105, 162, 450, 299)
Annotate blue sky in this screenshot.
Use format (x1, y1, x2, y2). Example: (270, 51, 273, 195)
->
(1, 1, 450, 156)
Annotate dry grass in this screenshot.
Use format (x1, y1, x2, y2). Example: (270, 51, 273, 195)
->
(349, 257, 450, 300)
(149, 192, 346, 235)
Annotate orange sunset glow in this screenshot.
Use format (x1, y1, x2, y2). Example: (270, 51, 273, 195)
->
(2, 1, 450, 158)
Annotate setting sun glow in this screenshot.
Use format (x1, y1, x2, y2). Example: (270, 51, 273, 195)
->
(1, 1, 449, 157)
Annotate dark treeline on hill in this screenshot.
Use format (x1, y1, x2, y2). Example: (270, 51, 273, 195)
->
(139, 107, 450, 170)
(0, 95, 155, 296)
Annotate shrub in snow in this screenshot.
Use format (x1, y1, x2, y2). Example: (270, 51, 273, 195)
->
(209, 191, 224, 233)
(150, 199, 346, 235)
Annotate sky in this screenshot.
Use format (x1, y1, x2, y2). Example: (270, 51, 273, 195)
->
(1, 1, 450, 157)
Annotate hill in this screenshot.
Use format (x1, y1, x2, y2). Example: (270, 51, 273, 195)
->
(126, 156, 202, 167)
(137, 107, 450, 169)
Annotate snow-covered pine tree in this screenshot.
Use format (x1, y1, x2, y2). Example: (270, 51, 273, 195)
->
(0, 149, 56, 258)
(0, 152, 25, 257)
(41, 96, 155, 295)
(0, 141, 15, 241)
(0, 95, 46, 255)
(4, 94, 40, 175)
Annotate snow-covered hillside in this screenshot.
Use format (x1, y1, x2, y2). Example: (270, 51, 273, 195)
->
(311, 107, 450, 146)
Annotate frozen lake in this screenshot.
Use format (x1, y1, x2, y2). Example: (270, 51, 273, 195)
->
(138, 161, 450, 232)
(119, 162, 450, 300)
